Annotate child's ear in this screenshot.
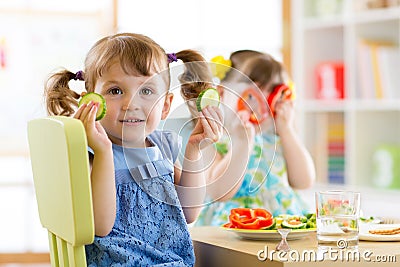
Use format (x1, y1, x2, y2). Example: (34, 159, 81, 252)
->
(161, 93, 174, 120)
(216, 85, 224, 99)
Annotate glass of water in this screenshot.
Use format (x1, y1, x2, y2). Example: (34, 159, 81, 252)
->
(315, 190, 361, 249)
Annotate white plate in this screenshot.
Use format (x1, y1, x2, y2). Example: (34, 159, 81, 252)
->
(222, 227, 316, 241)
(359, 223, 400, 241)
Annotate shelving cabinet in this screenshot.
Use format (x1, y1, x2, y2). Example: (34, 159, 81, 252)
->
(291, 0, 400, 189)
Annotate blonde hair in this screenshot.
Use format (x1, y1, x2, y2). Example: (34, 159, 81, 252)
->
(45, 33, 169, 116)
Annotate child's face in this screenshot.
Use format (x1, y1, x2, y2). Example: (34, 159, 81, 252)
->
(94, 62, 172, 147)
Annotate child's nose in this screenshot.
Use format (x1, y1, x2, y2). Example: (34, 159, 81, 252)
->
(122, 97, 139, 111)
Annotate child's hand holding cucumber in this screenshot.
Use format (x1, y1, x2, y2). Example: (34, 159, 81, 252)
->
(188, 88, 223, 147)
(74, 92, 111, 151)
(78, 92, 107, 120)
(196, 88, 220, 112)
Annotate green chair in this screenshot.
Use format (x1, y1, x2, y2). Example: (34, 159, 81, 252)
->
(28, 116, 94, 267)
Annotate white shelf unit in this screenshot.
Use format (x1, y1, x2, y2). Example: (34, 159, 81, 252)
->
(291, 0, 400, 188)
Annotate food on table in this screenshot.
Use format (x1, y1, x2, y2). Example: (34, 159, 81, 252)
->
(369, 227, 400, 235)
(360, 216, 381, 224)
(222, 208, 316, 230)
(224, 208, 274, 230)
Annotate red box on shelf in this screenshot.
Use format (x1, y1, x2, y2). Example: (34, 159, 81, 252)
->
(315, 62, 345, 99)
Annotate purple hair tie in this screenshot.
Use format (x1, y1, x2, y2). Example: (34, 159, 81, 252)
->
(74, 71, 84, 81)
(167, 53, 178, 63)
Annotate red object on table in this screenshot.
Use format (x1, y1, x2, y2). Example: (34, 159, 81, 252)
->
(228, 208, 274, 229)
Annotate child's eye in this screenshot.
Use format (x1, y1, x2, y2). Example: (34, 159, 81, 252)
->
(140, 87, 153, 95)
(109, 87, 122, 95)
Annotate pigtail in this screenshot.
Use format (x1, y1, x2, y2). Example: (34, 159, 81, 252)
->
(44, 69, 81, 117)
(176, 50, 213, 101)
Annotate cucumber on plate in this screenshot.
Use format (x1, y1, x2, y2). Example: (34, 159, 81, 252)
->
(78, 92, 107, 121)
(196, 88, 220, 112)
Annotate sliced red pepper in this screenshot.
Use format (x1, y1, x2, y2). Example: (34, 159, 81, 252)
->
(267, 84, 295, 117)
(237, 88, 268, 124)
(222, 222, 235, 228)
(229, 208, 273, 230)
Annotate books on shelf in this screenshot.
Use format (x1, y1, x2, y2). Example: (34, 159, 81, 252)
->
(357, 39, 400, 99)
(327, 115, 345, 184)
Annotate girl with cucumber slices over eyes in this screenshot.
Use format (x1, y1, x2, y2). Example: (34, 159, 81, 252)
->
(190, 51, 316, 227)
(44, 32, 223, 267)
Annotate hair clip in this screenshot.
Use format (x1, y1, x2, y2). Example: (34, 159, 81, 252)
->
(167, 53, 178, 63)
(210, 55, 232, 81)
(74, 70, 84, 81)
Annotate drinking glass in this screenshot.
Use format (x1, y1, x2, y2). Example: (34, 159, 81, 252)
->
(315, 190, 360, 249)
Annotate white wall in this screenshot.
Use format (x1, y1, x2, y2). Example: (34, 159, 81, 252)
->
(118, 0, 283, 117)
(0, 0, 110, 253)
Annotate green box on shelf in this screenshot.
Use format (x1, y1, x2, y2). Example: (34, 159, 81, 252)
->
(372, 144, 400, 189)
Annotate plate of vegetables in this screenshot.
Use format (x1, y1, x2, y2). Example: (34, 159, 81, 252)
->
(222, 208, 316, 241)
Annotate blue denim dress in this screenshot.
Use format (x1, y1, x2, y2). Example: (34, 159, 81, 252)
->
(85, 130, 195, 266)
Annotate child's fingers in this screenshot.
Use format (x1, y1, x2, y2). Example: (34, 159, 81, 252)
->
(211, 106, 224, 124)
(201, 107, 223, 141)
(84, 103, 98, 128)
(202, 107, 219, 133)
(73, 103, 87, 119)
(79, 101, 95, 121)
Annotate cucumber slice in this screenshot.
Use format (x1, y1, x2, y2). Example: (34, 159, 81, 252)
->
(78, 92, 107, 121)
(281, 220, 307, 229)
(196, 88, 220, 112)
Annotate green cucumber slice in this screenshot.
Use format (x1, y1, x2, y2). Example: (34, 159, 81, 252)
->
(78, 92, 107, 121)
(196, 88, 220, 112)
(281, 220, 307, 229)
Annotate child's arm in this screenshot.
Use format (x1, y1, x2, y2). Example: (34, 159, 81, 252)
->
(174, 106, 223, 223)
(74, 101, 116, 236)
(206, 110, 255, 201)
(274, 101, 316, 189)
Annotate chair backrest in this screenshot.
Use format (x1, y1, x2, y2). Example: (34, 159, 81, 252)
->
(28, 116, 94, 267)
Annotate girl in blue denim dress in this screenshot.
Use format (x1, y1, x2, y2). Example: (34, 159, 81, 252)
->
(44, 33, 223, 266)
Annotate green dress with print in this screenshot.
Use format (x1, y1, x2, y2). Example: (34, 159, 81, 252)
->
(195, 133, 310, 226)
